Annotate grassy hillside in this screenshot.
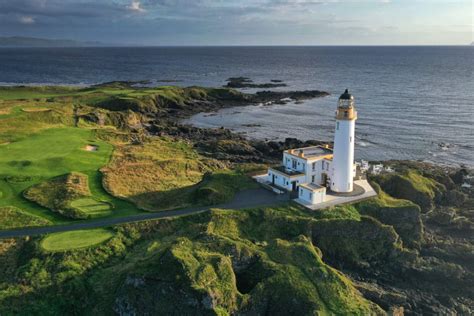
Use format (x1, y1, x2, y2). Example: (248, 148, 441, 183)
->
(0, 85, 258, 227)
(0, 204, 393, 315)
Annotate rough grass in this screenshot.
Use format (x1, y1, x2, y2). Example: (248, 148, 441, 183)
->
(0, 201, 415, 314)
(40, 229, 115, 252)
(101, 136, 255, 211)
(372, 169, 445, 212)
(23, 173, 112, 219)
(0, 206, 50, 229)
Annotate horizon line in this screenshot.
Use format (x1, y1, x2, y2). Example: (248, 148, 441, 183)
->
(0, 44, 472, 48)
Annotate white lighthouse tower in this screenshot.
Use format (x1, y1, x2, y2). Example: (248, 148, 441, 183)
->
(331, 89, 357, 193)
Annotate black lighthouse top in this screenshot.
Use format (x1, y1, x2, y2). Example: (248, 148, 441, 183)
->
(339, 89, 354, 100)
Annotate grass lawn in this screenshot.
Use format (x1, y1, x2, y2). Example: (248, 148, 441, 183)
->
(0, 127, 144, 223)
(40, 229, 114, 252)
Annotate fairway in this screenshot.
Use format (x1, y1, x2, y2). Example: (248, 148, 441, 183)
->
(40, 229, 114, 252)
(0, 127, 143, 222)
(0, 127, 112, 178)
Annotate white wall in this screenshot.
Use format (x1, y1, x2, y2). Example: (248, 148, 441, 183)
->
(267, 170, 305, 191)
(283, 153, 307, 173)
(304, 159, 332, 185)
(299, 187, 326, 204)
(331, 119, 356, 193)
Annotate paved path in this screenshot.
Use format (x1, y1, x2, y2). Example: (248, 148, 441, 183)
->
(0, 188, 289, 239)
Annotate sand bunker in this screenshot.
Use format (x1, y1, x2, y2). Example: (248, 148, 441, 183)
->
(84, 145, 98, 152)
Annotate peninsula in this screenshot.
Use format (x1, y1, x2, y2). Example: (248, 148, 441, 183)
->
(0, 82, 472, 315)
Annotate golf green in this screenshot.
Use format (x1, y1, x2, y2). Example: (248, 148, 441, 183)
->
(40, 229, 115, 252)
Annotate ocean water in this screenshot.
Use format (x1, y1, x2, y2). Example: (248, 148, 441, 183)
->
(0, 46, 472, 166)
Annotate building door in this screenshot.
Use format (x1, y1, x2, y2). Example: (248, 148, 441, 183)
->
(290, 181, 298, 198)
(292, 181, 297, 191)
(322, 173, 328, 187)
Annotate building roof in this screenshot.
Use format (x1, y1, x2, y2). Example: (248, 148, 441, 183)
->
(285, 146, 333, 161)
(300, 183, 326, 192)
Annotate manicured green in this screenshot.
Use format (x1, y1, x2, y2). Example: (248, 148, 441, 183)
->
(70, 198, 113, 217)
(40, 229, 114, 252)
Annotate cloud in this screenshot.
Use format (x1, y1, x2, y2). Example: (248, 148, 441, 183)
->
(128, 1, 146, 13)
(19, 15, 35, 24)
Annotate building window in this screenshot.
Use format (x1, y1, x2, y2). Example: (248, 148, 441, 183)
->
(300, 189, 303, 195)
(312, 162, 316, 170)
(321, 161, 325, 169)
(310, 193, 313, 200)
(350, 136, 352, 142)
(292, 159, 297, 169)
(336, 122, 339, 130)
(311, 175, 315, 183)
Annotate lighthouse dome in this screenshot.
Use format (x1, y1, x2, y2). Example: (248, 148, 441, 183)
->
(338, 89, 355, 111)
(339, 89, 354, 100)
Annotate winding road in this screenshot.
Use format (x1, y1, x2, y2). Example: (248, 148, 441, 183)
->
(0, 188, 289, 239)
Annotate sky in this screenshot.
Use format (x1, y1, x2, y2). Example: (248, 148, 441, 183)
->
(0, 0, 472, 45)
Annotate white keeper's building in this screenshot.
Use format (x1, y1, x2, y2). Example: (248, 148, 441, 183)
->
(265, 89, 361, 206)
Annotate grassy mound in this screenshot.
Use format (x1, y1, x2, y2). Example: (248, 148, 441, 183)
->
(0, 206, 50, 229)
(355, 183, 423, 248)
(40, 229, 114, 252)
(111, 208, 383, 315)
(374, 170, 445, 212)
(24, 172, 98, 219)
(102, 136, 256, 211)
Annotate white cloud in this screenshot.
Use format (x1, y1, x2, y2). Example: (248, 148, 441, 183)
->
(19, 15, 35, 24)
(128, 0, 146, 13)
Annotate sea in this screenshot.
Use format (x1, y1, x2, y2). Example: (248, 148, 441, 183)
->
(0, 46, 472, 166)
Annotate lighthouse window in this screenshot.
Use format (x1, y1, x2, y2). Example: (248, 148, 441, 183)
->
(336, 122, 340, 130)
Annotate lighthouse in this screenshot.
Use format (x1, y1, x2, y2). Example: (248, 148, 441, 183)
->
(331, 89, 357, 193)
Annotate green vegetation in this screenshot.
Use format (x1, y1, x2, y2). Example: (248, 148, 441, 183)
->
(0, 206, 50, 229)
(0, 85, 258, 227)
(69, 198, 113, 217)
(24, 172, 93, 219)
(40, 229, 115, 252)
(102, 136, 256, 211)
(374, 169, 445, 212)
(0, 204, 391, 314)
(355, 183, 423, 248)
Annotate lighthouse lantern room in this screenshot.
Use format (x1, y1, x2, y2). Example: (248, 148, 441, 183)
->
(330, 89, 357, 193)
